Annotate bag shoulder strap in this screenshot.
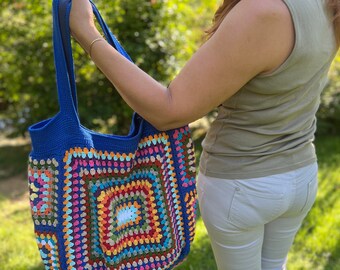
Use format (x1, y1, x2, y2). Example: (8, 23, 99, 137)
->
(54, 0, 133, 118)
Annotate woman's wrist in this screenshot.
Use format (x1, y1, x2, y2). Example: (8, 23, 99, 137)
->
(73, 26, 103, 54)
(89, 37, 106, 58)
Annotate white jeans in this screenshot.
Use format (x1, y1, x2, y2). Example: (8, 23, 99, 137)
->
(197, 163, 318, 270)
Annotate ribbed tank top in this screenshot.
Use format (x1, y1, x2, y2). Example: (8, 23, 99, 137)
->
(199, 0, 337, 179)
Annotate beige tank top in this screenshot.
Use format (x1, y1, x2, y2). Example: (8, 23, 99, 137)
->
(199, 0, 337, 179)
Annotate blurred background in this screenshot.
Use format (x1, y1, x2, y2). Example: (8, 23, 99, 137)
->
(0, 0, 339, 269)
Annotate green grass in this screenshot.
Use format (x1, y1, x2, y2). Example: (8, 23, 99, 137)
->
(0, 197, 44, 270)
(0, 135, 339, 270)
(287, 137, 340, 270)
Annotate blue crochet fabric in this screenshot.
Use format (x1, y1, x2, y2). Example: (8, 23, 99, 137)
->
(27, 1, 197, 269)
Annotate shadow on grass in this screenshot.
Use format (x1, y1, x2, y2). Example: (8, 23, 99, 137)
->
(0, 144, 31, 181)
(325, 234, 340, 270)
(310, 136, 340, 226)
(0, 143, 31, 202)
(315, 135, 340, 168)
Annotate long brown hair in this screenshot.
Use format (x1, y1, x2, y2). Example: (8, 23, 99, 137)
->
(327, 0, 340, 44)
(205, 0, 340, 43)
(205, 0, 239, 40)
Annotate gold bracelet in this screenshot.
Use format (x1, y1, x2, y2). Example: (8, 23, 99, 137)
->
(89, 37, 105, 58)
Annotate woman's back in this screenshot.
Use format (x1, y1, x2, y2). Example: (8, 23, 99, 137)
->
(200, 0, 338, 179)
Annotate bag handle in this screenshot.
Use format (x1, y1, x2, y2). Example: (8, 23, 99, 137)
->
(90, 0, 132, 61)
(54, 0, 133, 118)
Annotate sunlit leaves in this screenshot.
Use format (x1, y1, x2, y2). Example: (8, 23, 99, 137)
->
(0, 0, 216, 136)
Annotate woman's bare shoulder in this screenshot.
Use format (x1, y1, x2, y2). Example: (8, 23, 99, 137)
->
(233, 0, 291, 23)
(216, 0, 294, 75)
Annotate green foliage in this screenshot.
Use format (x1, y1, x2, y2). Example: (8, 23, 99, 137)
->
(0, 0, 216, 136)
(1, 0, 340, 137)
(0, 1, 56, 136)
(317, 55, 340, 135)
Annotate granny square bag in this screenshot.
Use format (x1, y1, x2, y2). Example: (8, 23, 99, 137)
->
(27, 0, 197, 269)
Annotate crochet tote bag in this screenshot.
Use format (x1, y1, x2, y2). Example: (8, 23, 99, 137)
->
(27, 0, 197, 269)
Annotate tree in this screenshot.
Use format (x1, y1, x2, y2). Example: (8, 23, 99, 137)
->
(0, 0, 217, 136)
(317, 54, 340, 135)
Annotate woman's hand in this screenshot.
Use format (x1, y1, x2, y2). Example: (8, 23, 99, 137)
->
(70, 0, 102, 53)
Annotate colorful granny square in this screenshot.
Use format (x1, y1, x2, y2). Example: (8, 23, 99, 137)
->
(185, 190, 197, 242)
(172, 127, 196, 187)
(60, 132, 194, 269)
(35, 232, 61, 269)
(28, 157, 59, 226)
(88, 170, 176, 266)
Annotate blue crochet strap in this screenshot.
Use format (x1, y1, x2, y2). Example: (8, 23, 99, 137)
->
(53, 0, 77, 118)
(90, 0, 132, 61)
(54, 0, 133, 117)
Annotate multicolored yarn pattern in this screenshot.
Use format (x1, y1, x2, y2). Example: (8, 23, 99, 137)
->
(29, 129, 197, 270)
(28, 157, 59, 227)
(172, 127, 196, 187)
(35, 232, 61, 269)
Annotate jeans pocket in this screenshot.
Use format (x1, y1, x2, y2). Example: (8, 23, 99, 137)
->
(299, 177, 318, 214)
(229, 187, 285, 229)
(226, 187, 238, 220)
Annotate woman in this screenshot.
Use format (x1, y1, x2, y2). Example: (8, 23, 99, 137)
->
(70, 0, 339, 269)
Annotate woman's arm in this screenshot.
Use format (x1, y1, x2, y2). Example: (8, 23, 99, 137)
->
(70, 0, 294, 130)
